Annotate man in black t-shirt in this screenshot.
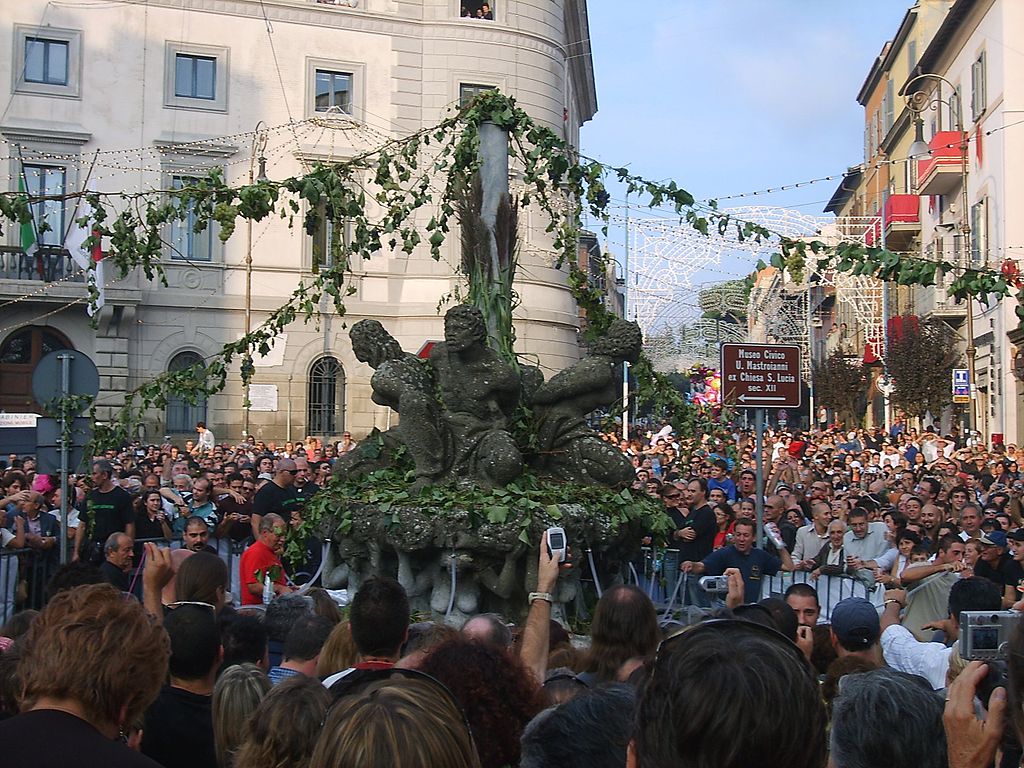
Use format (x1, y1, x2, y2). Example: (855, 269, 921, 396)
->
(671, 478, 716, 607)
(251, 458, 299, 537)
(75, 460, 134, 563)
(291, 458, 320, 510)
(142, 605, 219, 768)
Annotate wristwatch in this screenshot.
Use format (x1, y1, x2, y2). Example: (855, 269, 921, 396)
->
(528, 592, 554, 604)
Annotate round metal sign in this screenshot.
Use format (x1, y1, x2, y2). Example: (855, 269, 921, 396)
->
(31, 349, 100, 417)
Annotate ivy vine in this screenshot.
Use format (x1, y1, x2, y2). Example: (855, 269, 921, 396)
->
(0, 90, 1018, 452)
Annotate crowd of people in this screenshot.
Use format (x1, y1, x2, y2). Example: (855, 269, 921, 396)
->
(0, 415, 1022, 766)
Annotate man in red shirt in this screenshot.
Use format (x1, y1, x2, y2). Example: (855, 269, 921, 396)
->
(239, 513, 294, 605)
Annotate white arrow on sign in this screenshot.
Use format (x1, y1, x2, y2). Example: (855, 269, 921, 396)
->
(738, 395, 788, 402)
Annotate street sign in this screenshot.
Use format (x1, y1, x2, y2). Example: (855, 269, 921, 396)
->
(417, 340, 441, 359)
(31, 349, 99, 417)
(721, 343, 802, 409)
(952, 368, 970, 404)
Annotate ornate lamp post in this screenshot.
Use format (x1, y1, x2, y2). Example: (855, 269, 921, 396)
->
(903, 73, 977, 439)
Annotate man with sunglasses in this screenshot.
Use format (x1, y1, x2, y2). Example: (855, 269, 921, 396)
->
(250, 458, 300, 538)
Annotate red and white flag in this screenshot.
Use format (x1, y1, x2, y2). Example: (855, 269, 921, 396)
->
(64, 195, 105, 316)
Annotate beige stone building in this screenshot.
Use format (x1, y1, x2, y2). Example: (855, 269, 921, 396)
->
(0, 0, 597, 446)
(825, 0, 1024, 443)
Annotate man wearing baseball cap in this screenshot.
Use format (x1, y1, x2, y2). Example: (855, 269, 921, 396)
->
(829, 597, 881, 666)
(972, 531, 1009, 589)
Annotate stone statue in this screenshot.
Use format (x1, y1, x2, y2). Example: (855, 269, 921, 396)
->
(531, 318, 642, 486)
(348, 319, 445, 488)
(428, 305, 523, 488)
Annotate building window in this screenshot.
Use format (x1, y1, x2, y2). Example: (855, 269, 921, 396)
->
(22, 164, 66, 246)
(13, 25, 81, 98)
(883, 79, 894, 134)
(166, 351, 207, 433)
(164, 42, 228, 111)
(305, 58, 363, 120)
(970, 198, 988, 266)
(971, 51, 987, 121)
(459, 83, 495, 107)
(174, 54, 217, 100)
(308, 356, 344, 435)
(314, 70, 352, 113)
(949, 85, 962, 131)
(907, 39, 917, 72)
(169, 175, 215, 261)
(460, 2, 494, 19)
(24, 38, 68, 85)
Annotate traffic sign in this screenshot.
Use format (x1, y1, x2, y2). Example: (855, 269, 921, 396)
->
(721, 343, 802, 409)
(31, 349, 99, 417)
(952, 368, 970, 404)
(416, 340, 441, 359)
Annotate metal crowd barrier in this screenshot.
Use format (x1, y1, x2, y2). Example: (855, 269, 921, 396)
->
(626, 545, 883, 624)
(760, 571, 883, 622)
(0, 548, 57, 627)
(0, 532, 323, 621)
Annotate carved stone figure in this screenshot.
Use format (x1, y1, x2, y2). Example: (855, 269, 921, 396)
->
(348, 319, 445, 487)
(428, 305, 523, 488)
(531, 318, 643, 486)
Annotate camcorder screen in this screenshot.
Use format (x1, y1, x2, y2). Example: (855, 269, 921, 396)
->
(973, 626, 999, 651)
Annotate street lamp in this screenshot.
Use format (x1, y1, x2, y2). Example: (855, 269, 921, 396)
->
(902, 73, 977, 440)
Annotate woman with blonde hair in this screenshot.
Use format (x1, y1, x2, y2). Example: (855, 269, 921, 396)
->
(212, 663, 271, 768)
(310, 677, 480, 768)
(316, 621, 359, 678)
(233, 675, 329, 768)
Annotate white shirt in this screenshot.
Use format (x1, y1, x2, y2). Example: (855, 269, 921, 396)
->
(793, 524, 828, 561)
(198, 427, 215, 452)
(880, 624, 951, 690)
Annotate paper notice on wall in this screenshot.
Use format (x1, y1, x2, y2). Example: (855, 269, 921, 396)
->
(247, 385, 279, 412)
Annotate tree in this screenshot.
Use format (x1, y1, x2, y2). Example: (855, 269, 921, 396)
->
(813, 353, 867, 427)
(884, 317, 961, 421)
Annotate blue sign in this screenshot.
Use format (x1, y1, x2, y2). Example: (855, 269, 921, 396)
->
(952, 369, 970, 402)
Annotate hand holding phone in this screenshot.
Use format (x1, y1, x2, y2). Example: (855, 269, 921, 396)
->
(546, 527, 567, 563)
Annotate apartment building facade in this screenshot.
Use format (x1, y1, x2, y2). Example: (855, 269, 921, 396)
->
(0, 0, 598, 445)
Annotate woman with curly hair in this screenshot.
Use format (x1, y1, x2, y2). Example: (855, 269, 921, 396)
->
(0, 582, 169, 766)
(418, 636, 545, 768)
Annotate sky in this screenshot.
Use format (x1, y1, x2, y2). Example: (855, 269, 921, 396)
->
(581, 0, 913, 286)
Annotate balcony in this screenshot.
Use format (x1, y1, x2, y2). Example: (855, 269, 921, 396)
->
(0, 245, 85, 284)
(883, 194, 920, 252)
(916, 242, 966, 323)
(916, 131, 966, 196)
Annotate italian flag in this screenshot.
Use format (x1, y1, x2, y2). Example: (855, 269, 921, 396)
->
(18, 176, 38, 261)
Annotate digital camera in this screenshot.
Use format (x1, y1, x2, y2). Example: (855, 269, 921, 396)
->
(698, 575, 730, 594)
(960, 611, 1023, 661)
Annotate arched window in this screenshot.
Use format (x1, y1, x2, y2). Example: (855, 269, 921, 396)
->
(308, 356, 344, 436)
(165, 351, 207, 433)
(0, 325, 73, 412)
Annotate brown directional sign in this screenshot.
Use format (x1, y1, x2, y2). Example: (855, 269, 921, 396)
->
(720, 343, 802, 409)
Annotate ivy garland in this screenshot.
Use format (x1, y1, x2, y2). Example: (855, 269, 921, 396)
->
(0, 90, 1019, 452)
